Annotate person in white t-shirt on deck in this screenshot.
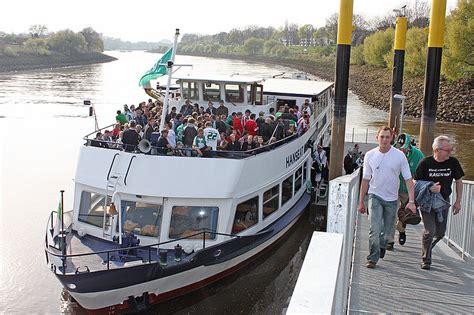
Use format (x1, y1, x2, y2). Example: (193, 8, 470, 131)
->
(203, 121, 221, 151)
(358, 126, 417, 269)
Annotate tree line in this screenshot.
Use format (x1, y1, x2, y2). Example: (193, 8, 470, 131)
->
(178, 0, 472, 82)
(0, 26, 104, 57)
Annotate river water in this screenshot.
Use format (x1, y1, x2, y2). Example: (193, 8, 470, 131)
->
(0, 51, 472, 314)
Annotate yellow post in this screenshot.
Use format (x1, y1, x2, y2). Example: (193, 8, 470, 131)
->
(389, 16, 408, 134)
(328, 0, 353, 181)
(419, 0, 447, 155)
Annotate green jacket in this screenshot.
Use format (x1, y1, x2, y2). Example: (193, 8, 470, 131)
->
(399, 146, 425, 193)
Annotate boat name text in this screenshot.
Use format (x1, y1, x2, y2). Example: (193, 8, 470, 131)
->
(286, 146, 305, 168)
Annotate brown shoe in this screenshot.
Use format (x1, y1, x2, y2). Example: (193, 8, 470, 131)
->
(421, 263, 431, 270)
(365, 261, 376, 269)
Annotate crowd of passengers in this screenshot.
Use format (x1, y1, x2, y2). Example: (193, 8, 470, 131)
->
(90, 98, 315, 156)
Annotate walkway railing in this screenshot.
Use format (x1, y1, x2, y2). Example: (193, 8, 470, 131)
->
(326, 168, 361, 314)
(445, 179, 474, 260)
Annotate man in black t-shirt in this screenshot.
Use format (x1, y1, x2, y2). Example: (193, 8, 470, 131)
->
(414, 135, 464, 270)
(122, 120, 141, 152)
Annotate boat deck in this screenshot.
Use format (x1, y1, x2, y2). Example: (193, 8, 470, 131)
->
(349, 214, 474, 313)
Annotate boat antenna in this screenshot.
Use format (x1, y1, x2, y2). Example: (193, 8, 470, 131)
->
(159, 29, 180, 132)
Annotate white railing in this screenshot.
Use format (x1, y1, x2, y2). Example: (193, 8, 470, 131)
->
(286, 169, 360, 314)
(326, 168, 361, 314)
(445, 179, 474, 260)
(345, 128, 377, 144)
(286, 232, 344, 314)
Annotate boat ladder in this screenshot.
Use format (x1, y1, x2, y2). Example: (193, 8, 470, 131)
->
(103, 152, 123, 238)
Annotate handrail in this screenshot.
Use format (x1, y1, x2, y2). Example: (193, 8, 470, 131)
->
(45, 228, 240, 259)
(124, 155, 136, 185)
(83, 123, 116, 140)
(107, 153, 120, 180)
(81, 104, 332, 159)
(84, 132, 301, 159)
(445, 179, 474, 260)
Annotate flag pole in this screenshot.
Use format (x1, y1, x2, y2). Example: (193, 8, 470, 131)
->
(159, 28, 180, 132)
(60, 190, 65, 253)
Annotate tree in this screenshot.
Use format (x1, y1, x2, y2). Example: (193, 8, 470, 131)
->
(363, 28, 394, 67)
(243, 37, 264, 55)
(350, 45, 365, 65)
(23, 38, 50, 55)
(325, 13, 339, 43)
(299, 24, 314, 45)
(48, 30, 87, 55)
(29, 24, 48, 38)
(264, 39, 286, 56)
(80, 27, 103, 52)
(442, 0, 474, 81)
(405, 27, 428, 75)
(405, 0, 430, 28)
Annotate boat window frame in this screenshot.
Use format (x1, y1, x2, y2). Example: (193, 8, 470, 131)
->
(263, 184, 280, 219)
(181, 81, 199, 101)
(294, 166, 303, 193)
(168, 205, 220, 240)
(118, 199, 163, 238)
(225, 83, 245, 103)
(281, 175, 293, 206)
(202, 82, 222, 102)
(231, 195, 260, 234)
(78, 190, 112, 228)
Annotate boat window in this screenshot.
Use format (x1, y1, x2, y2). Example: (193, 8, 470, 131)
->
(246, 84, 263, 105)
(255, 84, 263, 105)
(203, 82, 221, 102)
(232, 196, 259, 233)
(78, 191, 111, 227)
(303, 162, 307, 183)
(225, 84, 244, 103)
(281, 175, 293, 206)
(169, 206, 219, 240)
(295, 167, 303, 192)
(263, 185, 279, 219)
(182, 81, 199, 100)
(120, 200, 162, 237)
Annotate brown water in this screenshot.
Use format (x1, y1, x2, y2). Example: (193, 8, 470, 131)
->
(0, 51, 472, 313)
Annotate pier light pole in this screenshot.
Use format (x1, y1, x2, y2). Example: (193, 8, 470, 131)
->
(419, 0, 447, 155)
(329, 0, 354, 181)
(388, 13, 407, 135)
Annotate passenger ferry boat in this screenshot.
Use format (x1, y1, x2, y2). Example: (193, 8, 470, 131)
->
(44, 34, 334, 312)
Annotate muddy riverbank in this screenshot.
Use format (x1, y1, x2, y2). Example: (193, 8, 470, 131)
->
(0, 52, 117, 73)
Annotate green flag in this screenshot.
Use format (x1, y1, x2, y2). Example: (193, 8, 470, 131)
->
(139, 47, 173, 87)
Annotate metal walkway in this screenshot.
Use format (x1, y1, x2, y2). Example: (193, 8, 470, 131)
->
(349, 213, 474, 314)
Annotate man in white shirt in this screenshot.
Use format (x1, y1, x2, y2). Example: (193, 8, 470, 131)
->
(165, 122, 176, 148)
(203, 121, 221, 151)
(358, 126, 416, 268)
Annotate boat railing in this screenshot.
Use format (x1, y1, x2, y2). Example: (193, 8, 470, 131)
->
(83, 131, 301, 159)
(445, 179, 474, 260)
(81, 103, 332, 159)
(44, 224, 241, 275)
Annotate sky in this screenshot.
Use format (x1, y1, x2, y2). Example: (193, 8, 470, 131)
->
(0, 0, 458, 42)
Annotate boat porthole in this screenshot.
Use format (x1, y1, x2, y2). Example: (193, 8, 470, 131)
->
(214, 249, 222, 257)
(67, 283, 77, 290)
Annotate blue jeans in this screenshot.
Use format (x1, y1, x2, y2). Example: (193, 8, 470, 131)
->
(367, 194, 398, 263)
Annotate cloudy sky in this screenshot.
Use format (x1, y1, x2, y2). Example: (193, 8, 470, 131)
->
(1, 0, 457, 42)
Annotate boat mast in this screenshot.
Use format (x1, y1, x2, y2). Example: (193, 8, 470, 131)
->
(159, 29, 180, 132)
